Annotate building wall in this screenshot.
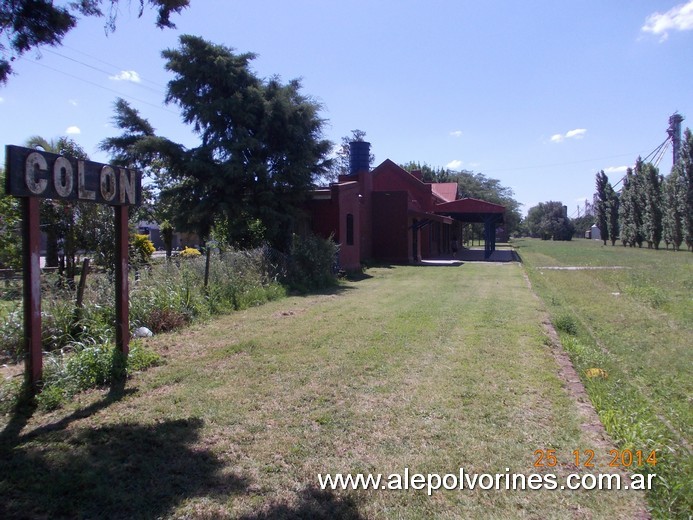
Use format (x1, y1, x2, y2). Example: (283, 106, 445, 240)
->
(335, 183, 361, 270)
(372, 191, 409, 263)
(306, 198, 338, 241)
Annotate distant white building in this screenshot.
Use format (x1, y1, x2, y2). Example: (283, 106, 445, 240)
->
(590, 224, 601, 240)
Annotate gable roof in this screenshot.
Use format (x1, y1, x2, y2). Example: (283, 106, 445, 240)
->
(371, 159, 434, 205)
(431, 183, 458, 202)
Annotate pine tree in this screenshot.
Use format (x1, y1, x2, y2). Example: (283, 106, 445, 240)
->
(113, 35, 334, 250)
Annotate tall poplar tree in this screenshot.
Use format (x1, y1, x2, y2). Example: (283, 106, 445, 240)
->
(607, 185, 620, 246)
(594, 170, 610, 245)
(640, 161, 663, 249)
(619, 167, 643, 247)
(662, 164, 685, 250)
(680, 129, 693, 251)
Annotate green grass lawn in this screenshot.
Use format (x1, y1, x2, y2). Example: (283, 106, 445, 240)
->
(0, 259, 649, 519)
(515, 237, 692, 519)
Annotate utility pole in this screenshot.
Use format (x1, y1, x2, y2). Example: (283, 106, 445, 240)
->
(668, 112, 684, 165)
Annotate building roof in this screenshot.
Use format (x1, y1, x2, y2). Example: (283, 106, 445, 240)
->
(430, 183, 458, 202)
(434, 197, 505, 224)
(435, 197, 505, 214)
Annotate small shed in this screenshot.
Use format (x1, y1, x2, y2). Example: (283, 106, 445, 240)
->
(590, 224, 601, 241)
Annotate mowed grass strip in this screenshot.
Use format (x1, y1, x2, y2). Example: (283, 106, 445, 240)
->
(516, 238, 692, 519)
(1, 262, 646, 519)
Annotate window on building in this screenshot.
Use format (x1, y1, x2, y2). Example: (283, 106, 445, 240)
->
(346, 214, 354, 246)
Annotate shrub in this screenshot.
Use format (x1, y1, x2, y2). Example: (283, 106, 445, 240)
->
(65, 344, 127, 389)
(286, 233, 339, 292)
(553, 313, 578, 335)
(180, 246, 201, 258)
(146, 307, 189, 333)
(127, 341, 162, 373)
(35, 384, 67, 411)
(131, 233, 155, 265)
(0, 307, 23, 360)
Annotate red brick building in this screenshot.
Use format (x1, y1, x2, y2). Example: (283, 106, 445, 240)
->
(304, 142, 505, 270)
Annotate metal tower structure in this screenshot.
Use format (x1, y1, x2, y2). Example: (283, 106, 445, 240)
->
(668, 112, 684, 165)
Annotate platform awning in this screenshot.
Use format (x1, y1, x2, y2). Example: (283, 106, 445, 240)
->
(434, 198, 505, 259)
(434, 198, 505, 223)
(408, 209, 454, 226)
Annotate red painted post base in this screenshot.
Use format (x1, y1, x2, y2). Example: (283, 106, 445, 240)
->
(115, 205, 129, 356)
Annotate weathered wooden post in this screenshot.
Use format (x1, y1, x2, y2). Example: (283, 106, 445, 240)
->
(5, 145, 141, 393)
(21, 197, 42, 394)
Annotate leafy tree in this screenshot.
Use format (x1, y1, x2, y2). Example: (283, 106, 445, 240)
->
(0, 166, 22, 269)
(401, 162, 523, 237)
(0, 0, 188, 83)
(159, 220, 174, 260)
(105, 35, 332, 251)
(571, 200, 595, 239)
(525, 201, 574, 241)
(400, 162, 456, 183)
(640, 160, 663, 249)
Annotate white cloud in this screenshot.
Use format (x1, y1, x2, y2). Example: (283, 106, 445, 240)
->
(550, 128, 587, 143)
(642, 0, 693, 41)
(565, 128, 587, 139)
(446, 159, 463, 169)
(604, 165, 628, 174)
(0, 96, 4, 103)
(65, 126, 81, 135)
(449, 130, 463, 137)
(68, 99, 78, 106)
(109, 70, 141, 83)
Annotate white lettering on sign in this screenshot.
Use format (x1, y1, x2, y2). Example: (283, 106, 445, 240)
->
(78, 161, 96, 200)
(100, 166, 116, 202)
(53, 156, 73, 197)
(119, 168, 136, 204)
(24, 152, 48, 195)
(17, 149, 139, 205)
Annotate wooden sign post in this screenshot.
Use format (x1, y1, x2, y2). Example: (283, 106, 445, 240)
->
(5, 145, 141, 393)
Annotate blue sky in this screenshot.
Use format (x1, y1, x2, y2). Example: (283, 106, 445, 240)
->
(1, 0, 692, 216)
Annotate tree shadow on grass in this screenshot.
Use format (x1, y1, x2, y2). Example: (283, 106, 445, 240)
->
(0, 400, 248, 519)
(239, 486, 365, 520)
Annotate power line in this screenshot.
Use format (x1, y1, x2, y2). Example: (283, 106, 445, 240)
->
(18, 56, 178, 116)
(60, 43, 169, 90)
(484, 151, 642, 173)
(42, 47, 165, 96)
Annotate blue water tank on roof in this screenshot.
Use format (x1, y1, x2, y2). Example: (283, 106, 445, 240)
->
(349, 141, 371, 176)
